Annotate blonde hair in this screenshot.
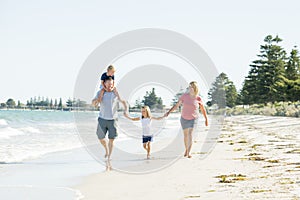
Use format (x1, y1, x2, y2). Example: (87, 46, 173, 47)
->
(189, 81, 199, 97)
(107, 65, 115, 72)
(141, 105, 152, 118)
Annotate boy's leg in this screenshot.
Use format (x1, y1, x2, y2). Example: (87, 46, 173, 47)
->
(98, 88, 105, 102)
(113, 87, 121, 100)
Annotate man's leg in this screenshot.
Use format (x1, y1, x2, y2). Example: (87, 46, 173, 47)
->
(99, 139, 108, 158)
(96, 118, 108, 158)
(107, 119, 117, 160)
(108, 139, 114, 160)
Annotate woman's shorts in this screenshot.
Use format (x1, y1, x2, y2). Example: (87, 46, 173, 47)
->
(180, 117, 197, 130)
(142, 135, 153, 143)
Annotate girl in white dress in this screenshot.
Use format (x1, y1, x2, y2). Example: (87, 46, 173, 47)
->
(124, 106, 164, 159)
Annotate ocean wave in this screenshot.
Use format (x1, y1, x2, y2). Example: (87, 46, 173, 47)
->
(19, 126, 41, 134)
(0, 139, 83, 163)
(0, 119, 8, 126)
(0, 127, 24, 139)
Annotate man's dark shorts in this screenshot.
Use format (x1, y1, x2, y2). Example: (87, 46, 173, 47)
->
(96, 117, 117, 139)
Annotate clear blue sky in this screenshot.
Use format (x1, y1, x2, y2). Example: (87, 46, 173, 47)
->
(1, 0, 300, 104)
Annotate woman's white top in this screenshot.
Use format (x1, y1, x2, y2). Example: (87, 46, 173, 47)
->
(140, 117, 152, 136)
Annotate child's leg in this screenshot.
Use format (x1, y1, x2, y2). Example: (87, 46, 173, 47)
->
(143, 143, 148, 151)
(113, 87, 121, 100)
(98, 88, 105, 102)
(146, 142, 151, 158)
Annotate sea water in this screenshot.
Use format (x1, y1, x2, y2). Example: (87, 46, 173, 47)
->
(0, 110, 82, 163)
(0, 109, 185, 163)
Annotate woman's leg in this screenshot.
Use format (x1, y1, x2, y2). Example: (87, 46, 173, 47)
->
(187, 128, 194, 158)
(183, 128, 189, 157)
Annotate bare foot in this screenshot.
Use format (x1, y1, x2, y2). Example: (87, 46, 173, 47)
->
(147, 154, 150, 159)
(184, 150, 188, 157)
(187, 155, 192, 158)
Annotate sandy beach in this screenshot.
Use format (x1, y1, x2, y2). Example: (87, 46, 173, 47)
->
(75, 115, 300, 200)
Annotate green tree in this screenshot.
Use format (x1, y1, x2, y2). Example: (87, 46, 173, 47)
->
(208, 72, 237, 108)
(6, 98, 16, 108)
(142, 88, 163, 109)
(54, 99, 58, 108)
(66, 98, 74, 107)
(50, 99, 53, 108)
(58, 98, 63, 109)
(285, 48, 300, 101)
(134, 98, 142, 109)
(241, 35, 287, 104)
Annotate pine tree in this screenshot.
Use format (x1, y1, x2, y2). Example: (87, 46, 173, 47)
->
(50, 99, 53, 108)
(208, 73, 237, 108)
(241, 35, 287, 104)
(285, 48, 300, 101)
(54, 99, 58, 108)
(141, 88, 163, 109)
(58, 98, 62, 109)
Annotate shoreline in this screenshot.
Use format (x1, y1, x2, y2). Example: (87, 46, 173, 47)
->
(0, 146, 103, 200)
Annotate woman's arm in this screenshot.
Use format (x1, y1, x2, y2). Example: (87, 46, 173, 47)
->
(165, 100, 182, 117)
(199, 103, 208, 126)
(151, 115, 165, 120)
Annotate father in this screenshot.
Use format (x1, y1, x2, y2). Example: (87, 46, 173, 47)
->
(94, 76, 127, 160)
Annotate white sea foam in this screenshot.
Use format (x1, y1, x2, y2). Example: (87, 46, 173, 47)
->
(0, 127, 24, 139)
(0, 119, 8, 126)
(19, 126, 41, 134)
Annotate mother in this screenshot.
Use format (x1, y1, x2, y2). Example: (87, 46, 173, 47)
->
(165, 81, 208, 158)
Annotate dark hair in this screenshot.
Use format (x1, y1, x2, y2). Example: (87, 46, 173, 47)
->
(104, 76, 113, 82)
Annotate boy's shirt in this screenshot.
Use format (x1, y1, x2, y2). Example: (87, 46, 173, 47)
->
(101, 72, 115, 81)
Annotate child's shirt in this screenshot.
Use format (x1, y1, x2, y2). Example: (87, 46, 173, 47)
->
(101, 72, 115, 82)
(140, 117, 152, 136)
(100, 72, 115, 89)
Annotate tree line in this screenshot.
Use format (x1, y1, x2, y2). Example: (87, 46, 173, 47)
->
(0, 97, 89, 110)
(208, 35, 300, 108)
